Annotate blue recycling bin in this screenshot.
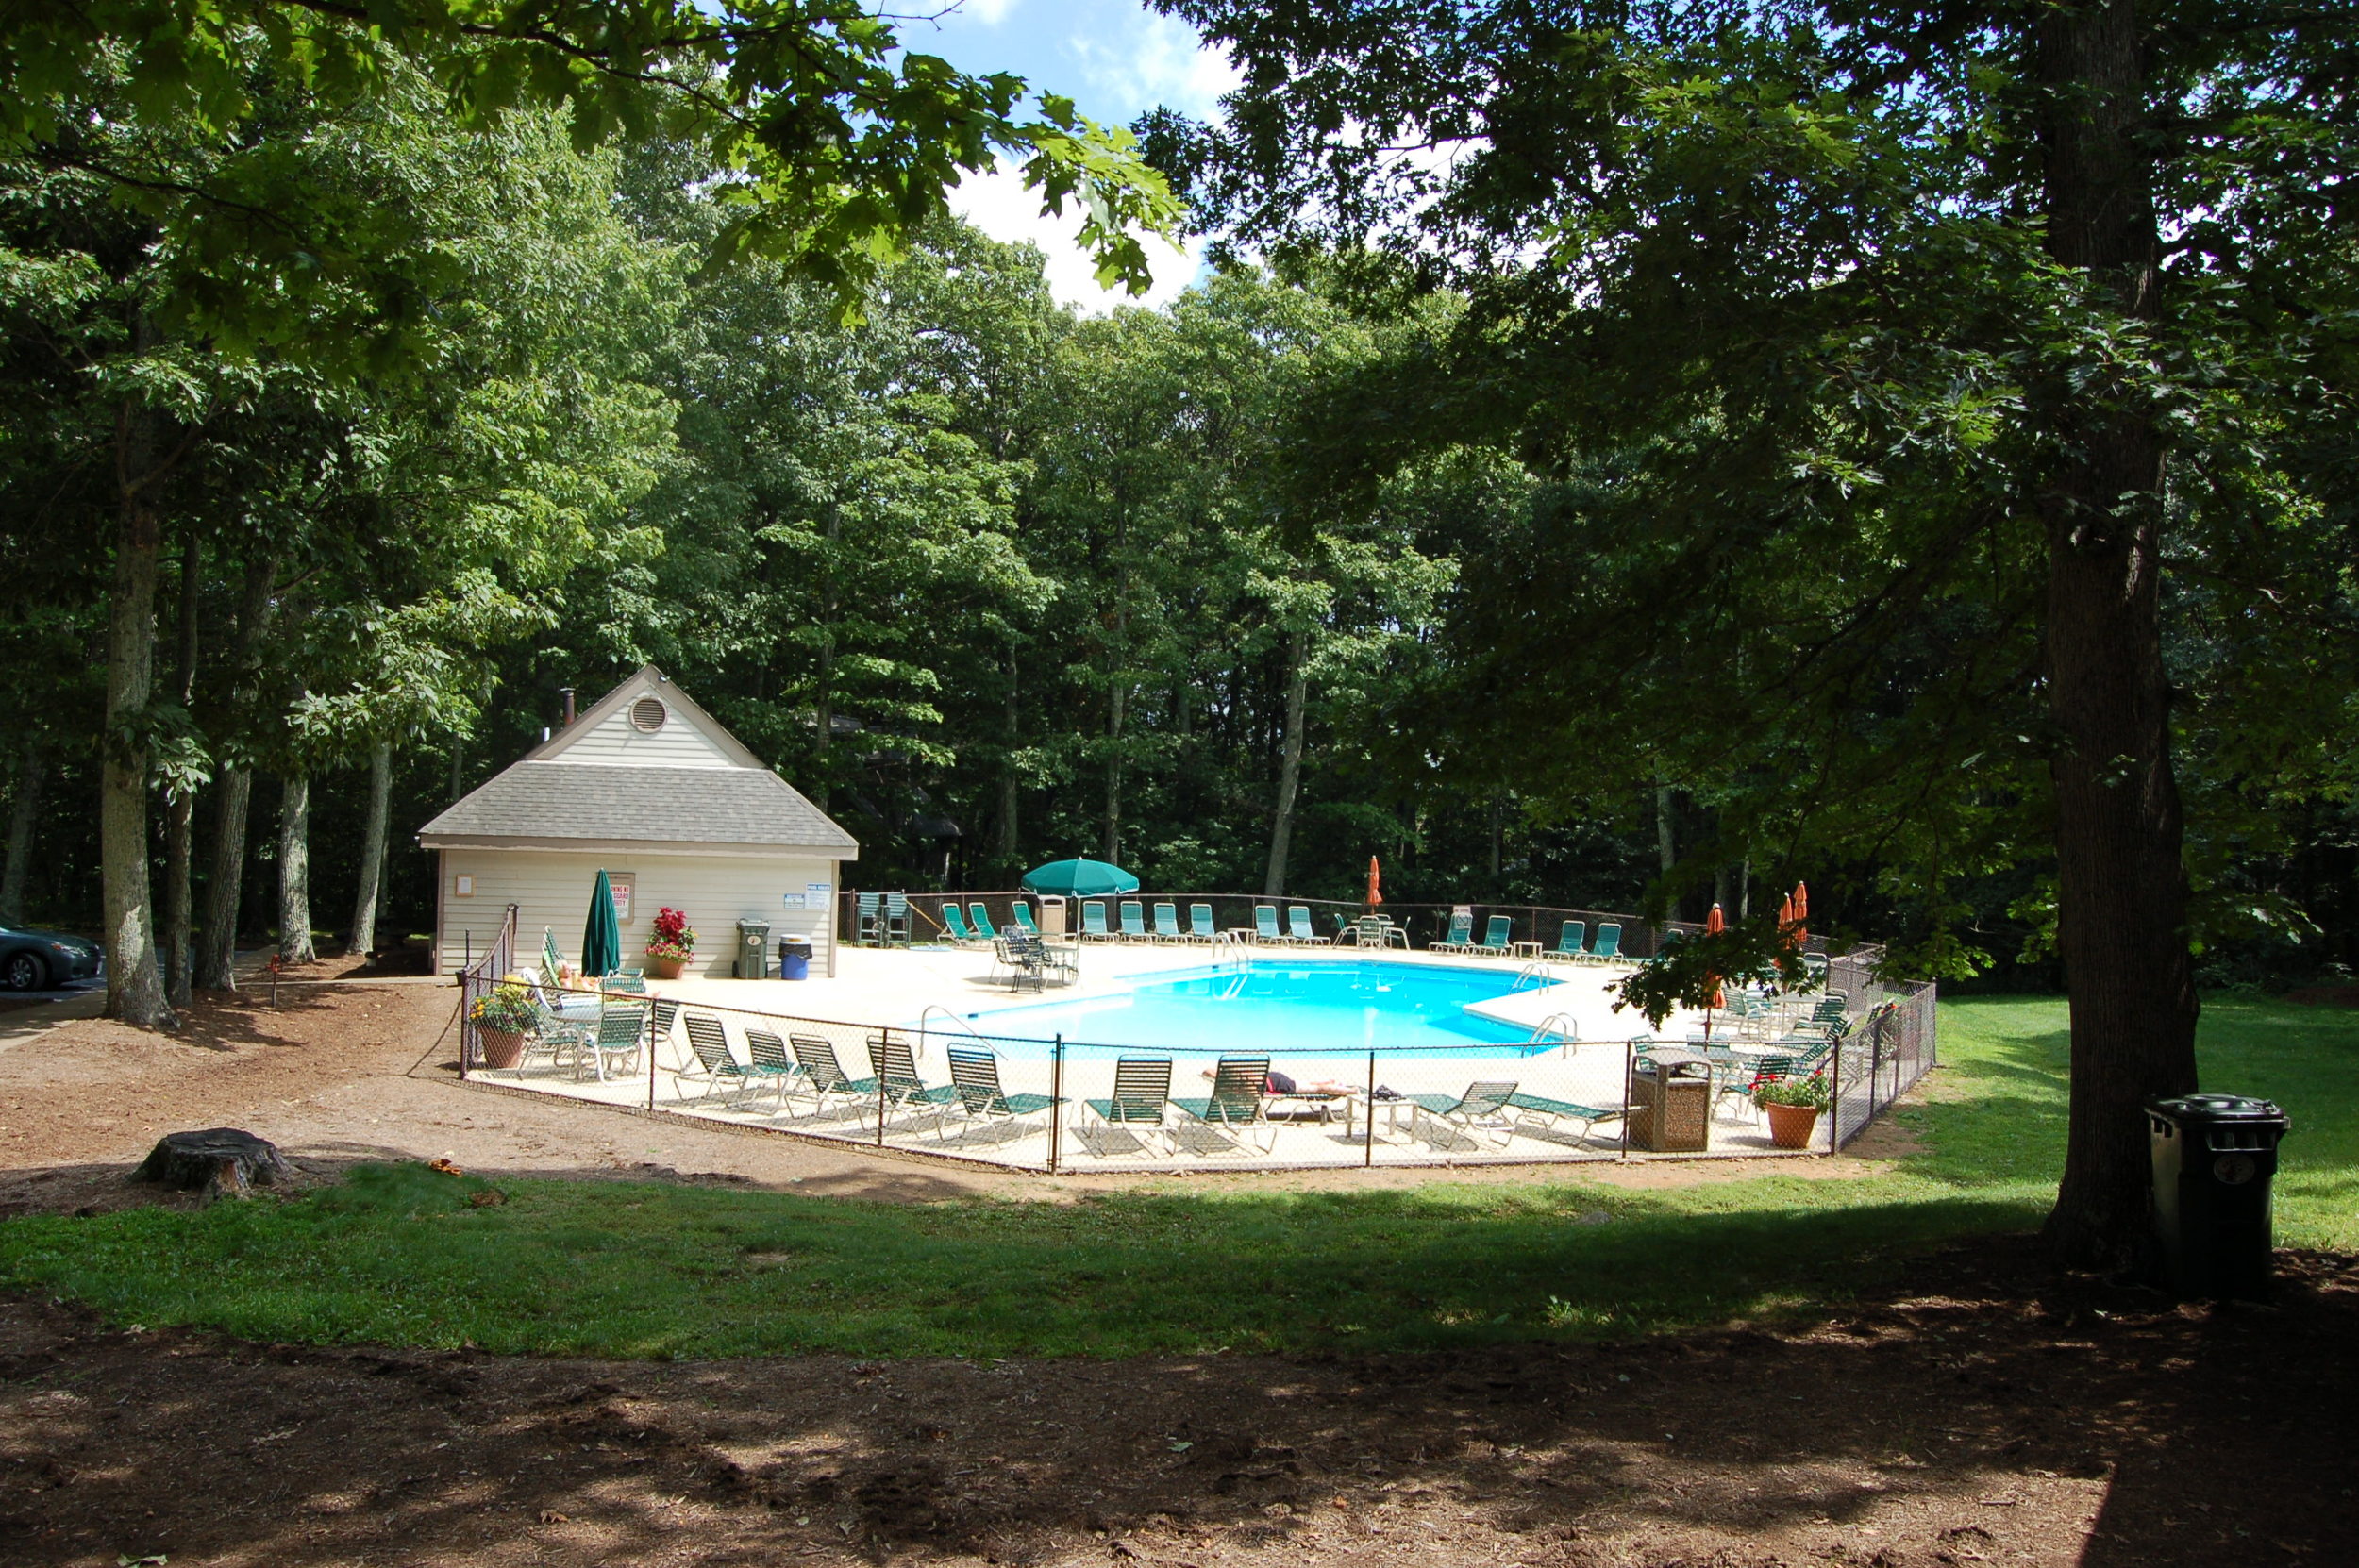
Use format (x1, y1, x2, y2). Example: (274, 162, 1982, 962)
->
(778, 938, 812, 981)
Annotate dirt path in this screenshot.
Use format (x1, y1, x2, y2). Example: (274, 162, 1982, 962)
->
(0, 977, 1885, 1216)
(2, 1240, 2351, 1567)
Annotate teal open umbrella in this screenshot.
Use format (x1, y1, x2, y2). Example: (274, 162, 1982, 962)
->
(1019, 858, 1140, 898)
(582, 869, 622, 977)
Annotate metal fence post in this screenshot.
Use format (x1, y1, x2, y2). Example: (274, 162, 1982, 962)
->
(1364, 1050, 1377, 1168)
(877, 1028, 889, 1147)
(1048, 1036, 1063, 1174)
(1827, 1020, 1845, 1153)
(1620, 1039, 1635, 1159)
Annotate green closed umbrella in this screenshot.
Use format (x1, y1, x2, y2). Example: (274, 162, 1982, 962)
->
(1019, 858, 1140, 898)
(582, 869, 622, 977)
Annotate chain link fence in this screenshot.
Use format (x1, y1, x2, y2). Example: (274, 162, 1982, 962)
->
(455, 903, 519, 1075)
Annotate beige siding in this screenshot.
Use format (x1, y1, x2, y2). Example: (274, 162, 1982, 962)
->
(547, 701, 736, 768)
(437, 848, 839, 978)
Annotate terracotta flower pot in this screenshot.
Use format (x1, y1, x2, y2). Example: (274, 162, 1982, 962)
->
(1765, 1101, 1821, 1150)
(477, 1028, 527, 1071)
(644, 955, 687, 980)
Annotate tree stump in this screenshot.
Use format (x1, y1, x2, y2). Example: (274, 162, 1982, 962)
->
(132, 1128, 289, 1199)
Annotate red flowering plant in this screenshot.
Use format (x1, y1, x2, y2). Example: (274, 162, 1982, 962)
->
(645, 907, 696, 962)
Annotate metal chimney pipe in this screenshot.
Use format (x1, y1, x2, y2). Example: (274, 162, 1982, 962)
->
(560, 687, 577, 726)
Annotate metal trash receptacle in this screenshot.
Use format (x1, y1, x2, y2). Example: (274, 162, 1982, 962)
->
(1630, 1055, 1711, 1152)
(2149, 1093, 2289, 1299)
(735, 919, 772, 979)
(778, 938, 812, 981)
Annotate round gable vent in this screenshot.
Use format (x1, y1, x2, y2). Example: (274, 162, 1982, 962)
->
(629, 696, 668, 733)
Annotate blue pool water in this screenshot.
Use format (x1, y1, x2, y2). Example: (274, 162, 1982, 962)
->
(944, 960, 1539, 1057)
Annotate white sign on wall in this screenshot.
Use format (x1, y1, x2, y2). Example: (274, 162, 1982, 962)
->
(609, 874, 635, 922)
(807, 882, 832, 909)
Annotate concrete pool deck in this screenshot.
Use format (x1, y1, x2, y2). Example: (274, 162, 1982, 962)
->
(474, 943, 1832, 1170)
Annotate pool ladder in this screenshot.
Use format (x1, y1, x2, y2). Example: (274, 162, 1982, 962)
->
(1527, 1011, 1581, 1057)
(915, 1003, 999, 1059)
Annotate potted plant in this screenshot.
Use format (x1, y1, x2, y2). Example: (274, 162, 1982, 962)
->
(644, 907, 696, 979)
(469, 981, 539, 1070)
(1753, 1073, 1832, 1150)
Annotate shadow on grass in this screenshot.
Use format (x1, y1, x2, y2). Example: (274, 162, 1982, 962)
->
(0, 1161, 2039, 1359)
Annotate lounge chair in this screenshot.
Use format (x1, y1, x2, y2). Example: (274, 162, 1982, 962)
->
(1587, 923, 1623, 963)
(968, 902, 999, 941)
(858, 1032, 952, 1127)
(1083, 1058, 1174, 1155)
(939, 904, 978, 945)
(1253, 904, 1287, 944)
(1173, 1057, 1278, 1154)
(647, 997, 681, 1061)
(1471, 915, 1514, 956)
(937, 1047, 1060, 1143)
(1079, 900, 1114, 942)
(856, 892, 883, 946)
(1506, 1092, 1623, 1144)
(678, 1013, 754, 1105)
(1545, 920, 1588, 962)
(744, 1028, 804, 1111)
(1188, 903, 1217, 942)
(1408, 1080, 1520, 1148)
(1012, 902, 1041, 937)
(883, 892, 912, 947)
(1428, 910, 1474, 951)
(1287, 906, 1331, 945)
(786, 1034, 876, 1119)
(1118, 899, 1148, 942)
(542, 927, 566, 978)
(1150, 901, 1184, 942)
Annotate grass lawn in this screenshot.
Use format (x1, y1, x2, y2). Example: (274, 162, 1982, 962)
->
(1, 994, 2350, 1359)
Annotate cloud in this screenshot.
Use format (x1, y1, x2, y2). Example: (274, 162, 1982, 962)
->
(949, 160, 1200, 313)
(957, 0, 1018, 25)
(1067, 10, 1241, 123)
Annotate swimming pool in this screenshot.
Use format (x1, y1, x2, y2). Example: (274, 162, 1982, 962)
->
(942, 959, 1541, 1058)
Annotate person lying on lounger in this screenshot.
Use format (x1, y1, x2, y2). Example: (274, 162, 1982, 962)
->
(1198, 1066, 1354, 1096)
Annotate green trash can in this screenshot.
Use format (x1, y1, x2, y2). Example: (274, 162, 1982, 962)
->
(735, 919, 772, 979)
(2148, 1093, 2289, 1300)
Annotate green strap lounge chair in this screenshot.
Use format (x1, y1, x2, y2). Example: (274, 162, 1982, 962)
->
(859, 1033, 954, 1126)
(939, 904, 978, 944)
(1079, 900, 1114, 942)
(1253, 904, 1287, 944)
(1173, 1057, 1279, 1154)
(1506, 1092, 1624, 1144)
(1472, 915, 1514, 956)
(787, 1034, 876, 1119)
(856, 892, 883, 946)
(1084, 1058, 1174, 1155)
(1547, 921, 1588, 962)
(1408, 1080, 1521, 1148)
(678, 1014, 753, 1106)
(646, 997, 681, 1061)
(1012, 902, 1041, 936)
(1150, 901, 1184, 942)
(542, 927, 566, 978)
(1287, 906, 1332, 945)
(968, 902, 999, 941)
(1188, 903, 1217, 942)
(938, 1047, 1061, 1142)
(1429, 910, 1474, 951)
(1588, 923, 1623, 963)
(1118, 899, 1148, 941)
(744, 1028, 805, 1111)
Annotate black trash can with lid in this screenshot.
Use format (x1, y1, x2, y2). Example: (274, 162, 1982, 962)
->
(734, 919, 772, 979)
(2148, 1093, 2289, 1300)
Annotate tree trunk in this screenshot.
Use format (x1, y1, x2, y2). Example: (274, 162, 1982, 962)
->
(2035, 0, 2199, 1268)
(0, 740, 44, 926)
(277, 774, 315, 964)
(196, 769, 252, 991)
(998, 646, 1022, 875)
(162, 530, 202, 1008)
(1263, 632, 1309, 896)
(1655, 785, 1676, 876)
(101, 394, 176, 1029)
(194, 551, 277, 993)
(1103, 674, 1126, 865)
(349, 740, 391, 956)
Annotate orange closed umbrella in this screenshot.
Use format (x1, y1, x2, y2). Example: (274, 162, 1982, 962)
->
(1779, 892, 1798, 949)
(1793, 881, 1809, 945)
(1704, 902, 1726, 1017)
(1366, 856, 1382, 909)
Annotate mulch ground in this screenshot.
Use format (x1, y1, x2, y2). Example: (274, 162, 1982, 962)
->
(3, 1241, 2353, 1567)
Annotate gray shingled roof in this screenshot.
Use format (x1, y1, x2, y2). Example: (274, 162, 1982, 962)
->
(418, 762, 858, 851)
